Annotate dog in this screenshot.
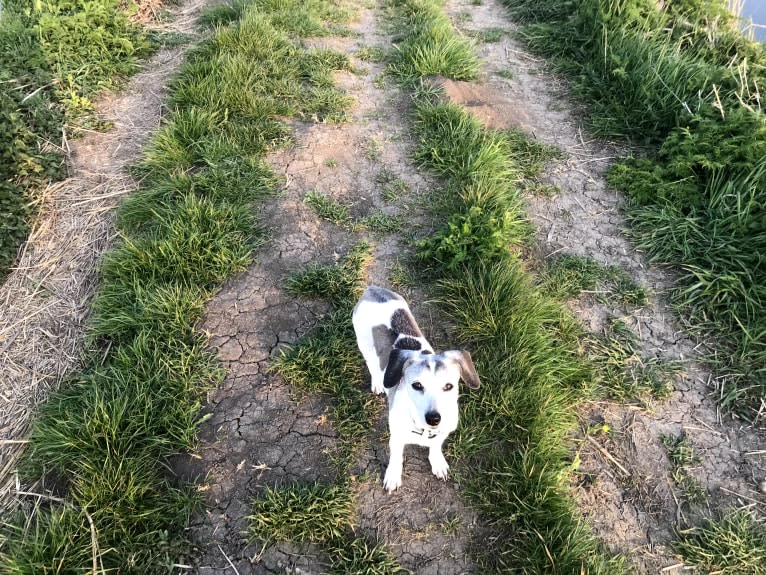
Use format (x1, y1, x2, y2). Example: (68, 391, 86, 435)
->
(352, 285, 480, 492)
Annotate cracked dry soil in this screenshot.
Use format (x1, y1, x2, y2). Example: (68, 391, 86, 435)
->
(183, 0, 765, 574)
(186, 5, 478, 574)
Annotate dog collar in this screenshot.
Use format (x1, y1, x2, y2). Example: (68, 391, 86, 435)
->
(412, 427, 440, 439)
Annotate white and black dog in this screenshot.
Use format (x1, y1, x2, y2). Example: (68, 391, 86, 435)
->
(352, 285, 480, 492)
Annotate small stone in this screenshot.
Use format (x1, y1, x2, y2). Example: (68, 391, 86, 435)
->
(759, 480, 766, 494)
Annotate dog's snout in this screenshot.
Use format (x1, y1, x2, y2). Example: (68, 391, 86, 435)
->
(425, 411, 441, 427)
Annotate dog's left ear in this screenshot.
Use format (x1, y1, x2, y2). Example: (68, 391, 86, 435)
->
(444, 350, 481, 389)
(383, 348, 417, 388)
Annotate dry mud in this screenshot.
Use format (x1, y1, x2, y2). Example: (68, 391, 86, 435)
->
(0, 0, 215, 511)
(445, 0, 766, 572)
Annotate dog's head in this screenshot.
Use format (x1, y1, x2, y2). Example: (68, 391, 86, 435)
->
(383, 348, 480, 431)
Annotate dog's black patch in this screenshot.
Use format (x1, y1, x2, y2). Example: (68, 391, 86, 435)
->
(372, 324, 397, 370)
(395, 337, 421, 351)
(363, 286, 401, 303)
(390, 308, 422, 337)
(434, 359, 448, 373)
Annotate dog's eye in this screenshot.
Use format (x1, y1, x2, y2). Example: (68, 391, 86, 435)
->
(412, 381, 423, 391)
(443, 383, 454, 391)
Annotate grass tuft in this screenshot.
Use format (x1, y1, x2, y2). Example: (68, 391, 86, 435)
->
(248, 484, 407, 574)
(586, 318, 680, 404)
(674, 511, 766, 574)
(386, 0, 480, 84)
(661, 432, 706, 505)
(305, 190, 352, 225)
(249, 483, 354, 545)
(544, 254, 649, 307)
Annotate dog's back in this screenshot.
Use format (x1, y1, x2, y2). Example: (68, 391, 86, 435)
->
(352, 286, 433, 394)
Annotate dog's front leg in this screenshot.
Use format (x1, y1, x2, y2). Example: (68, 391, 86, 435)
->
(428, 438, 449, 480)
(383, 435, 405, 492)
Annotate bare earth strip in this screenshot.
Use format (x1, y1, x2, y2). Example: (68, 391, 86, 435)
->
(0, 0, 214, 512)
(187, 5, 481, 574)
(443, 0, 766, 572)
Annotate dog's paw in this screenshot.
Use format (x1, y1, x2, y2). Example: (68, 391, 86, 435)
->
(371, 379, 385, 395)
(429, 454, 450, 481)
(383, 467, 402, 492)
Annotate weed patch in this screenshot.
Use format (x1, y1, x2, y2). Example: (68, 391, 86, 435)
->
(661, 432, 706, 506)
(503, 0, 766, 416)
(305, 190, 352, 225)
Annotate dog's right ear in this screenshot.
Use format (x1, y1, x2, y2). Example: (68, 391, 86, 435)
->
(383, 349, 416, 388)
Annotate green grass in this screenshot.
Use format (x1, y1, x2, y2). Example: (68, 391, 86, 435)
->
(381, 3, 624, 558)
(249, 484, 406, 574)
(249, 483, 355, 545)
(356, 212, 404, 234)
(586, 318, 680, 404)
(305, 190, 352, 225)
(673, 511, 766, 575)
(543, 254, 649, 307)
(0, 0, 356, 571)
(0, 0, 154, 281)
(357, 45, 387, 62)
(386, 0, 480, 85)
(661, 432, 706, 505)
(467, 27, 505, 43)
(375, 168, 410, 202)
(503, 0, 766, 416)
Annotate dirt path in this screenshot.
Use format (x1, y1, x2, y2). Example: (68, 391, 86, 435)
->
(186, 4, 480, 573)
(0, 0, 214, 512)
(443, 0, 766, 571)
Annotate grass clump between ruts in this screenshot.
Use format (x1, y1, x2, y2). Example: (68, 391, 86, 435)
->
(0, 1, 356, 571)
(266, 245, 406, 573)
(386, 0, 480, 84)
(543, 253, 649, 307)
(673, 511, 766, 575)
(248, 483, 406, 575)
(504, 0, 766, 417)
(660, 432, 706, 506)
(386, 0, 625, 564)
(586, 318, 681, 405)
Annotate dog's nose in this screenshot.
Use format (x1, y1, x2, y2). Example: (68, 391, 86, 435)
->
(425, 411, 441, 427)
